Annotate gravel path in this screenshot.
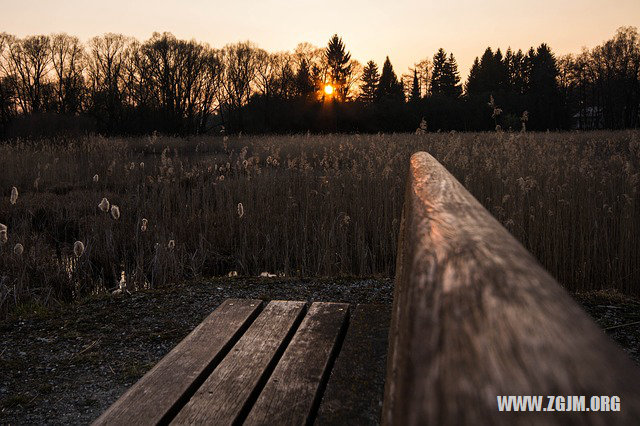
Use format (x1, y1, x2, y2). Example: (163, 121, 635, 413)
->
(1, 279, 638, 425)
(0, 278, 393, 425)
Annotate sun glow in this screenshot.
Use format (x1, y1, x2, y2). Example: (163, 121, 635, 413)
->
(324, 84, 334, 95)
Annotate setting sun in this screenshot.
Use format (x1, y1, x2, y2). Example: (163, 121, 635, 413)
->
(324, 84, 334, 95)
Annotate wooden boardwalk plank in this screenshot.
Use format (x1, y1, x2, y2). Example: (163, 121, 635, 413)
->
(171, 300, 306, 425)
(93, 298, 263, 426)
(244, 302, 350, 426)
(315, 304, 391, 425)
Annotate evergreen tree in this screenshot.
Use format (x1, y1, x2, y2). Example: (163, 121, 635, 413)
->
(477, 47, 494, 93)
(409, 69, 421, 102)
(493, 48, 508, 92)
(465, 57, 481, 95)
(359, 60, 379, 104)
(325, 34, 351, 101)
(511, 49, 528, 94)
(444, 53, 462, 98)
(528, 43, 561, 129)
(294, 58, 314, 98)
(433, 49, 462, 98)
(431, 48, 448, 96)
(376, 56, 404, 101)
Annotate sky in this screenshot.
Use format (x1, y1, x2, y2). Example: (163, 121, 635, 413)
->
(1, 0, 639, 79)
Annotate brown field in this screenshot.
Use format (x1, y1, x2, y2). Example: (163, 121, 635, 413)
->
(0, 131, 639, 316)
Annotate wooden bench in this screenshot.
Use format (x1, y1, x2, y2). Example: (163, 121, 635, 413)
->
(94, 300, 390, 425)
(98, 151, 640, 425)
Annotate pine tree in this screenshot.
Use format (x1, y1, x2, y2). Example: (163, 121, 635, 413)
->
(465, 57, 481, 95)
(431, 48, 448, 96)
(409, 69, 421, 102)
(444, 53, 462, 98)
(325, 34, 351, 101)
(359, 60, 379, 104)
(493, 48, 508, 92)
(432, 49, 461, 98)
(376, 56, 404, 101)
(529, 43, 561, 129)
(294, 59, 314, 98)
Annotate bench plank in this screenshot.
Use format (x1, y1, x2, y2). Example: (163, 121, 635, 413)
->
(171, 300, 306, 425)
(315, 304, 391, 425)
(244, 302, 350, 425)
(93, 298, 262, 426)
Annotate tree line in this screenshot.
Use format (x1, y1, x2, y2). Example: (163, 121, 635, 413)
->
(0, 27, 638, 138)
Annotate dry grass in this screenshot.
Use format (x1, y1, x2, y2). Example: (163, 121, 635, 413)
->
(0, 131, 639, 316)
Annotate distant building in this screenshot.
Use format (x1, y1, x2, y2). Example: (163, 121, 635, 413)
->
(572, 106, 603, 130)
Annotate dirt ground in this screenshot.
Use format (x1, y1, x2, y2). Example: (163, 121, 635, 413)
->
(0, 278, 638, 425)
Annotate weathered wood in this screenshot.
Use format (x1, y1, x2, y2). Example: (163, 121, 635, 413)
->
(93, 299, 262, 426)
(383, 152, 640, 425)
(244, 302, 349, 426)
(171, 300, 306, 425)
(316, 304, 391, 426)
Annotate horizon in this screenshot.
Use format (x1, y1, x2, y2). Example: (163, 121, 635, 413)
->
(1, 0, 639, 79)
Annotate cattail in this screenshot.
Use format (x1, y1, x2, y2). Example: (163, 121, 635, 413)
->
(521, 111, 529, 132)
(141, 218, 148, 232)
(10, 187, 18, 205)
(0, 224, 7, 244)
(110, 205, 120, 220)
(237, 203, 244, 218)
(13, 243, 23, 256)
(34, 177, 41, 190)
(93, 174, 99, 183)
(119, 271, 126, 290)
(73, 241, 85, 257)
(98, 197, 110, 212)
(167, 239, 175, 250)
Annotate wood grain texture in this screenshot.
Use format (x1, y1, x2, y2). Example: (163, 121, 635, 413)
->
(316, 304, 391, 426)
(244, 302, 349, 426)
(171, 300, 306, 425)
(382, 152, 640, 425)
(93, 299, 262, 426)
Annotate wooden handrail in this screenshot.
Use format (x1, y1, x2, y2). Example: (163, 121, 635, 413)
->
(382, 152, 640, 425)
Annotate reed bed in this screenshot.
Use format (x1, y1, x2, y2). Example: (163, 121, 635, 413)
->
(0, 131, 638, 316)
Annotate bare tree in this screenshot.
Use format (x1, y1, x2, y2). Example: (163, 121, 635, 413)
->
(50, 33, 85, 114)
(220, 42, 260, 130)
(86, 33, 131, 131)
(1, 35, 52, 113)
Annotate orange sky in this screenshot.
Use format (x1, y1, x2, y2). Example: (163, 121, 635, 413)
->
(1, 0, 639, 79)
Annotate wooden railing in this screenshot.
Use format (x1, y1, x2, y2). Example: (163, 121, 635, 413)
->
(382, 152, 640, 425)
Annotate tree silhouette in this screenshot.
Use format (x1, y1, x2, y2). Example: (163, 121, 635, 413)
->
(0, 27, 638, 136)
(294, 58, 314, 98)
(376, 56, 403, 101)
(528, 43, 561, 129)
(409, 69, 420, 102)
(359, 60, 379, 104)
(432, 49, 461, 98)
(325, 34, 351, 101)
